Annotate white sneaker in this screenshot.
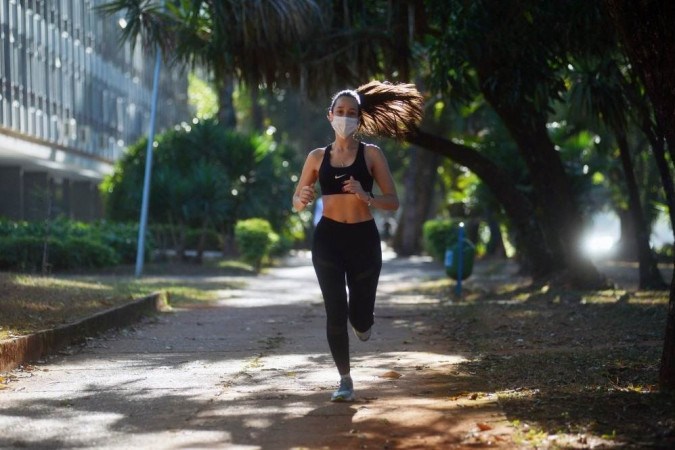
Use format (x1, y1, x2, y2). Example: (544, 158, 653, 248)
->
(352, 326, 371, 342)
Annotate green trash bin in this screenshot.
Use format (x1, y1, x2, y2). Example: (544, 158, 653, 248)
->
(444, 238, 475, 281)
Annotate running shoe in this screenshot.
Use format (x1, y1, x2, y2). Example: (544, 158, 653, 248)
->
(330, 377, 355, 402)
(352, 325, 371, 342)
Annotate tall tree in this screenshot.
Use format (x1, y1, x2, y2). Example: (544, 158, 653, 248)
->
(604, 0, 675, 390)
(421, 0, 618, 286)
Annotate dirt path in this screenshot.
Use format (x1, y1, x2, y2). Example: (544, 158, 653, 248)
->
(0, 253, 517, 449)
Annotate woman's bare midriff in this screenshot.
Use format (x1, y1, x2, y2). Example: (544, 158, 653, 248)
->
(321, 194, 373, 223)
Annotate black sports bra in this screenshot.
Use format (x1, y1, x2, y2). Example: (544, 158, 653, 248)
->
(319, 142, 374, 196)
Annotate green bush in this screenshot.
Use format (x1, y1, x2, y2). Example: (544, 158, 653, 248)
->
(0, 236, 55, 271)
(234, 218, 276, 271)
(57, 237, 120, 269)
(0, 220, 26, 237)
(0, 218, 143, 270)
(0, 235, 118, 271)
(102, 119, 298, 244)
(422, 219, 459, 262)
(93, 222, 148, 264)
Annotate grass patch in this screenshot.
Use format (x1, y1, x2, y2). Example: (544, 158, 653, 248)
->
(397, 272, 675, 449)
(0, 260, 253, 340)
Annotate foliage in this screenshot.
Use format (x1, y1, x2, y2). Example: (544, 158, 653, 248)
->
(234, 218, 278, 272)
(188, 72, 218, 120)
(425, 0, 612, 115)
(0, 236, 119, 272)
(101, 119, 297, 252)
(0, 218, 147, 271)
(93, 222, 147, 264)
(98, 0, 322, 92)
(422, 219, 460, 262)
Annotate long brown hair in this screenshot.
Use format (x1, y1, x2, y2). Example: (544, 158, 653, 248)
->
(330, 81, 424, 140)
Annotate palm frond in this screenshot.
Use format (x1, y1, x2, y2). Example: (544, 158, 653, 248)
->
(96, 0, 176, 54)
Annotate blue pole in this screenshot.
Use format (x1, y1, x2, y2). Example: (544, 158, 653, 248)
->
(135, 47, 162, 277)
(455, 222, 465, 296)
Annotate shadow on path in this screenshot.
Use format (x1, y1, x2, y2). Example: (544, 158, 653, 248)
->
(0, 254, 515, 449)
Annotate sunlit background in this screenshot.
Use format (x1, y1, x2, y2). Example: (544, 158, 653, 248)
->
(582, 211, 673, 259)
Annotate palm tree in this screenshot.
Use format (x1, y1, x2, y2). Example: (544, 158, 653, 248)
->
(98, 0, 323, 128)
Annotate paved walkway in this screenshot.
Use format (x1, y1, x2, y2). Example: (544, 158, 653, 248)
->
(0, 253, 514, 449)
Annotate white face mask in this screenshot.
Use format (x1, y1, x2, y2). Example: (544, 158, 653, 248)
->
(331, 115, 359, 138)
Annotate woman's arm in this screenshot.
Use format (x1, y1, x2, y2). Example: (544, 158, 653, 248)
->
(365, 144, 399, 211)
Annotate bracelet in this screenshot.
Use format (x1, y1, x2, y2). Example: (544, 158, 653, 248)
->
(367, 191, 374, 207)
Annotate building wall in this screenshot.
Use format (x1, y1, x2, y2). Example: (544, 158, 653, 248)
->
(0, 0, 190, 221)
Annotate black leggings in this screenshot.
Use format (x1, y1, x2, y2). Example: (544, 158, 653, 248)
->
(312, 217, 382, 375)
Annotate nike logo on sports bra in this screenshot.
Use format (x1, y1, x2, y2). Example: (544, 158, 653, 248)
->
(319, 142, 374, 196)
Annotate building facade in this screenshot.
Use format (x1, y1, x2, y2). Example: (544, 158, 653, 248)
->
(0, 0, 189, 221)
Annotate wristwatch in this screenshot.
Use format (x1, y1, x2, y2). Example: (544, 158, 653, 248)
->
(367, 191, 374, 206)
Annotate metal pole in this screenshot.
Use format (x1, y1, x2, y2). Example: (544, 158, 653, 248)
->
(455, 222, 465, 296)
(135, 47, 162, 277)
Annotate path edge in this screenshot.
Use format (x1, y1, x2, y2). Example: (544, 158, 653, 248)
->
(0, 292, 169, 372)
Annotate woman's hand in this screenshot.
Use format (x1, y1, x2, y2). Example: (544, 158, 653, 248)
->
(295, 185, 316, 208)
(342, 176, 370, 203)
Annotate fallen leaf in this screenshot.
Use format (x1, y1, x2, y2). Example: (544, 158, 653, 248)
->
(477, 422, 493, 431)
(380, 370, 402, 379)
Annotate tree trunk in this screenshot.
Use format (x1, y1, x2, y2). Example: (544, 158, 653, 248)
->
(661, 258, 675, 391)
(216, 73, 237, 129)
(393, 146, 439, 256)
(485, 213, 506, 258)
(604, 0, 675, 390)
(195, 217, 210, 265)
(643, 126, 675, 248)
(479, 86, 605, 289)
(616, 134, 666, 289)
(616, 208, 637, 260)
(407, 130, 557, 281)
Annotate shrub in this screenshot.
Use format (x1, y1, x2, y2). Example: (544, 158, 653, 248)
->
(0, 236, 56, 271)
(234, 218, 276, 271)
(0, 236, 118, 271)
(56, 237, 120, 269)
(0, 220, 27, 237)
(93, 222, 148, 264)
(0, 218, 139, 271)
(422, 219, 459, 262)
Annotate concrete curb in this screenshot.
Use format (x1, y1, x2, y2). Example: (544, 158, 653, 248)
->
(0, 292, 169, 372)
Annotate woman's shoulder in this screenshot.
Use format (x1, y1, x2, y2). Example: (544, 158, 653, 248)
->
(305, 147, 328, 167)
(308, 146, 327, 159)
(361, 142, 384, 158)
(360, 141, 381, 151)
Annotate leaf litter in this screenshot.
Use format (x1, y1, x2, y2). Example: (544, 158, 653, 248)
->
(397, 262, 675, 449)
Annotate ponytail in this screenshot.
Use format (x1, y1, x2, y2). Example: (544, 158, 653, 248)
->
(355, 81, 424, 140)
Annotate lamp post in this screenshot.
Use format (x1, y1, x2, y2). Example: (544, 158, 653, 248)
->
(455, 222, 465, 296)
(134, 5, 163, 277)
